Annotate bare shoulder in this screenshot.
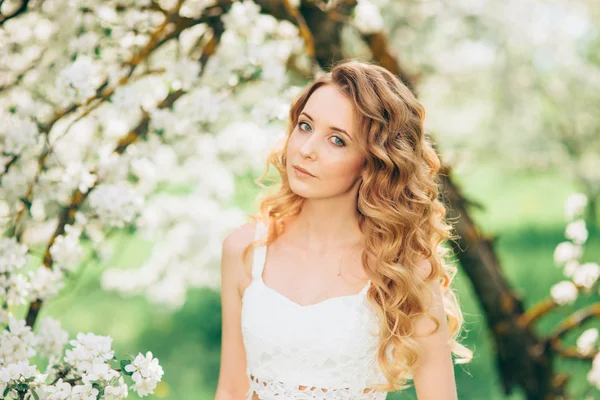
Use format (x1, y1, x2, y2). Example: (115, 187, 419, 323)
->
(221, 221, 260, 294)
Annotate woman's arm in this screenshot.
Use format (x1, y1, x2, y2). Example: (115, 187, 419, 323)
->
(411, 259, 458, 400)
(215, 224, 254, 400)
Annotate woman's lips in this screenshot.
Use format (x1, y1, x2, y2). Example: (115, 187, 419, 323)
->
(293, 165, 316, 178)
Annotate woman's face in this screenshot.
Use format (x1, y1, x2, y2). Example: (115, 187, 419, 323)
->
(286, 84, 366, 199)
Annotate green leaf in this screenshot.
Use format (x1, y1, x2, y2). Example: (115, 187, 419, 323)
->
(120, 359, 132, 375)
(4, 386, 12, 397)
(31, 390, 40, 400)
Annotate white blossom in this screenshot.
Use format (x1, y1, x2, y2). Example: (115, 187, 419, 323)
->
(49, 225, 84, 271)
(81, 362, 120, 384)
(88, 183, 144, 228)
(64, 333, 115, 374)
(70, 383, 100, 399)
(68, 31, 100, 55)
(0, 237, 29, 273)
(36, 317, 69, 359)
(553, 241, 583, 266)
(550, 280, 578, 305)
(61, 162, 98, 194)
(180, 0, 217, 18)
(563, 260, 579, 278)
(0, 273, 31, 306)
(564, 193, 588, 220)
(216, 121, 270, 173)
(0, 113, 39, 155)
(565, 219, 588, 245)
(103, 376, 129, 400)
(28, 266, 65, 300)
(222, 1, 263, 37)
(0, 360, 47, 399)
(165, 58, 201, 91)
(0, 318, 37, 366)
(588, 352, 600, 389)
(42, 378, 72, 399)
(573, 262, 600, 289)
(55, 55, 104, 105)
(353, 0, 384, 34)
(577, 328, 599, 356)
(124, 351, 164, 397)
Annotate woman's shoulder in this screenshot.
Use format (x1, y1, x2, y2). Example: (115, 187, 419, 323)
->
(222, 220, 262, 257)
(221, 220, 266, 293)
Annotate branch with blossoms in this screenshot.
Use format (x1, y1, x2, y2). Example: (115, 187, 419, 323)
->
(0, 317, 163, 399)
(513, 193, 600, 394)
(24, 0, 232, 329)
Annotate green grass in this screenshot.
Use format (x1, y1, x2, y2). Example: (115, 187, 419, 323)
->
(30, 159, 600, 400)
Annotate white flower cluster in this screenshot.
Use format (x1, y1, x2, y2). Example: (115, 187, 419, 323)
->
(0, 237, 28, 273)
(49, 224, 85, 272)
(0, 238, 34, 306)
(64, 333, 115, 374)
(55, 55, 105, 106)
(0, 112, 40, 155)
(124, 351, 164, 396)
(550, 193, 599, 305)
(207, 0, 303, 90)
(0, 314, 162, 399)
(0, 317, 37, 366)
(88, 183, 144, 228)
(0, 360, 47, 399)
(36, 317, 69, 359)
(578, 328, 599, 356)
(353, 0, 385, 35)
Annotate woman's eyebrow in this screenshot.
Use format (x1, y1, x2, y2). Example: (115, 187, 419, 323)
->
(300, 111, 353, 141)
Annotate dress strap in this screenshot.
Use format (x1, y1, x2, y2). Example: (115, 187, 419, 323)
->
(360, 279, 372, 295)
(251, 220, 268, 280)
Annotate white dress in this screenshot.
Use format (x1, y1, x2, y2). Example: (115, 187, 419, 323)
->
(241, 220, 390, 400)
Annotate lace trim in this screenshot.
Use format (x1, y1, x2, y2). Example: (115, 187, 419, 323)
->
(246, 374, 388, 400)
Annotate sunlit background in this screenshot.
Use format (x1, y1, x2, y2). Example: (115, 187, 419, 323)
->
(1, 0, 599, 399)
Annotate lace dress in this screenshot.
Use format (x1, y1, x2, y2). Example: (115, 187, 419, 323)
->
(241, 220, 390, 400)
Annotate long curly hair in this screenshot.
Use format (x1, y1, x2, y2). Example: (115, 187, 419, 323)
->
(243, 59, 472, 391)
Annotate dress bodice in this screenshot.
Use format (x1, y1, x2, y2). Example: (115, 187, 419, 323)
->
(240, 220, 389, 399)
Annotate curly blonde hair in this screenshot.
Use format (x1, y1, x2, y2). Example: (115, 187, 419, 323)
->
(243, 59, 472, 391)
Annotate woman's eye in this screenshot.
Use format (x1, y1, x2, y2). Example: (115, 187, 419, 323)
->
(298, 121, 311, 131)
(331, 136, 345, 147)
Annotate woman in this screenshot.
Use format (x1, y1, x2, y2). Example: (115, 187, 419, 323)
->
(215, 60, 472, 400)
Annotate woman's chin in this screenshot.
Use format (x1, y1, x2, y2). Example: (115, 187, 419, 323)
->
(289, 180, 314, 198)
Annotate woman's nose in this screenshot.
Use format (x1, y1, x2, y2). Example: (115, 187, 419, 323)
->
(299, 132, 319, 159)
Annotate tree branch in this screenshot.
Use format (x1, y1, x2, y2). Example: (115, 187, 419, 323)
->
(518, 297, 557, 327)
(549, 302, 600, 343)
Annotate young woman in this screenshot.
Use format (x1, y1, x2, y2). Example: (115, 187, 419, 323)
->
(215, 60, 472, 400)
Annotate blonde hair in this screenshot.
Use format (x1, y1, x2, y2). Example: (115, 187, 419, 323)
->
(243, 59, 472, 391)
